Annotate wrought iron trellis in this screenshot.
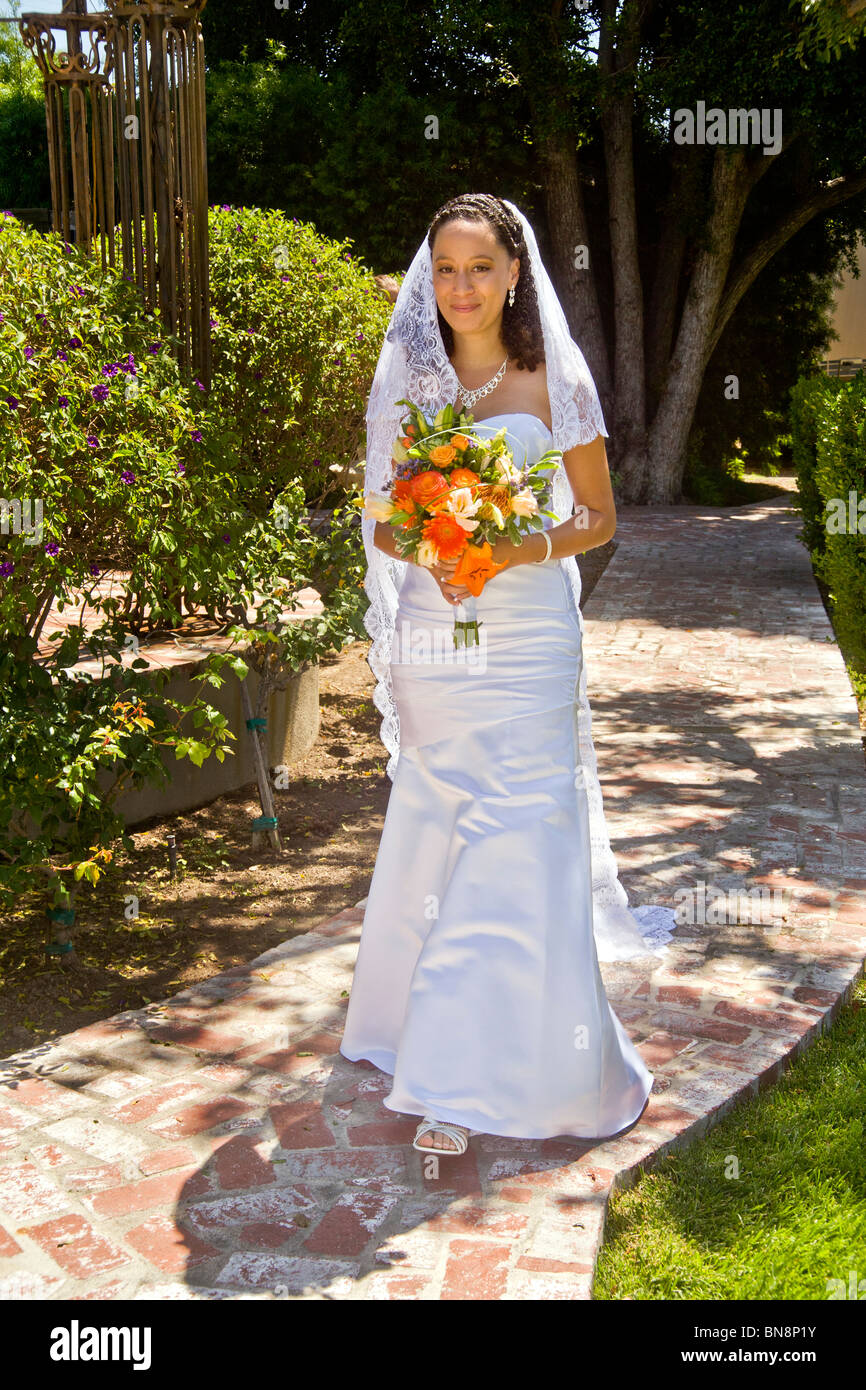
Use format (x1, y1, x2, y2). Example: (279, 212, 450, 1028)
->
(10, 0, 211, 385)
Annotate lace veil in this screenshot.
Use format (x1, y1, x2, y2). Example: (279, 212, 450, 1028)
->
(361, 197, 675, 961)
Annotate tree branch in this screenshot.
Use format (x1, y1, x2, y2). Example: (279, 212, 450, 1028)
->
(708, 168, 866, 360)
(740, 130, 802, 195)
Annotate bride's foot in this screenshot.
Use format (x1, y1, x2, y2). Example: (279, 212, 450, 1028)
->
(412, 1117, 470, 1154)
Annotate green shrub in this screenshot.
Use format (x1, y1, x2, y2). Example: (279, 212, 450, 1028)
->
(206, 204, 393, 504)
(791, 370, 866, 670)
(789, 372, 840, 557)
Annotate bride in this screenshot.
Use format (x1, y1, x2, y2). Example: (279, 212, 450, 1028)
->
(339, 193, 674, 1156)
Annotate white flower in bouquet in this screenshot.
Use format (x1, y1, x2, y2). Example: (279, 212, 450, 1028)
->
(445, 487, 482, 532)
(511, 488, 539, 518)
(363, 491, 396, 521)
(416, 539, 440, 569)
(493, 455, 522, 484)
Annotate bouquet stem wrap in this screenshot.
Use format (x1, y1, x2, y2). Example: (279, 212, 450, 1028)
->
(452, 592, 481, 649)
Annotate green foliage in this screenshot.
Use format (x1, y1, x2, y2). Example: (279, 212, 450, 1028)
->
(0, 1, 50, 208)
(791, 369, 866, 670)
(790, 371, 839, 555)
(0, 2, 42, 94)
(0, 84, 49, 207)
(0, 211, 248, 639)
(692, 246, 841, 486)
(0, 211, 238, 915)
(206, 203, 392, 505)
(0, 642, 233, 909)
(201, 0, 350, 67)
(204, 49, 536, 272)
(786, 0, 866, 66)
(0, 208, 372, 927)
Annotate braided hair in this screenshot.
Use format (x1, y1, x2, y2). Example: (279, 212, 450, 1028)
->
(426, 193, 545, 373)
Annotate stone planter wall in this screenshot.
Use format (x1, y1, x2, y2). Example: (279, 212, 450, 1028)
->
(104, 652, 320, 827)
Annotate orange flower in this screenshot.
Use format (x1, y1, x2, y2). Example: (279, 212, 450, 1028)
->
(449, 467, 480, 489)
(422, 512, 470, 560)
(475, 482, 513, 516)
(428, 444, 456, 465)
(392, 478, 417, 525)
(451, 540, 509, 596)
(405, 423, 416, 436)
(410, 469, 451, 510)
(451, 434, 470, 451)
(400, 436, 413, 448)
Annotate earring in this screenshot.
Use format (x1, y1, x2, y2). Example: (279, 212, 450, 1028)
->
(508, 284, 516, 306)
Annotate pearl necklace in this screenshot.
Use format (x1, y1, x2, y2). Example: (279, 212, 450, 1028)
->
(454, 355, 509, 410)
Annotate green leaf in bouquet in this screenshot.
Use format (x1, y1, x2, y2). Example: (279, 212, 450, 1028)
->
(479, 501, 505, 528)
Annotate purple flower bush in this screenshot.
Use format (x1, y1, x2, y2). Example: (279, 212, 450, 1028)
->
(0, 212, 246, 915)
(0, 206, 380, 916)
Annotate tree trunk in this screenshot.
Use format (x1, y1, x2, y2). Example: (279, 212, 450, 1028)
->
(645, 144, 704, 409)
(638, 149, 751, 503)
(534, 125, 612, 405)
(599, 0, 646, 493)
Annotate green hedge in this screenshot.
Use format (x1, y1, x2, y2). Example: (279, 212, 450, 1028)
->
(790, 371, 866, 670)
(206, 204, 393, 505)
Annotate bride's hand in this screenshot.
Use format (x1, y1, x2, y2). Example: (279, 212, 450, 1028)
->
(429, 556, 471, 606)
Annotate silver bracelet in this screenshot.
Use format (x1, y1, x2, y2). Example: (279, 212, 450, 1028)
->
(534, 530, 553, 563)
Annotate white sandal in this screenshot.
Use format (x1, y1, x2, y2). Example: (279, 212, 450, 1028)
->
(412, 1115, 470, 1156)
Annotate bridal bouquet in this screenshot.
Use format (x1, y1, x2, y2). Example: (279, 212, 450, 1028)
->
(361, 399, 561, 647)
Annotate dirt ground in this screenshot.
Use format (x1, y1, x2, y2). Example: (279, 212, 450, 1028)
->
(0, 545, 615, 1057)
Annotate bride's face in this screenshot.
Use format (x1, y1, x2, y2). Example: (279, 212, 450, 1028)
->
(431, 219, 519, 344)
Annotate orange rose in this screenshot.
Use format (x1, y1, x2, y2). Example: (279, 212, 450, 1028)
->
(451, 434, 470, 451)
(428, 444, 456, 465)
(449, 467, 480, 489)
(422, 512, 469, 560)
(410, 469, 451, 509)
(451, 540, 509, 596)
(400, 436, 413, 448)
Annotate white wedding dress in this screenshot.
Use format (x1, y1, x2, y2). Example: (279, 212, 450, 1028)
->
(339, 413, 655, 1140)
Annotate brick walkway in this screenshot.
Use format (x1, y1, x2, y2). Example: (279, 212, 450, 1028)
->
(1, 491, 864, 1301)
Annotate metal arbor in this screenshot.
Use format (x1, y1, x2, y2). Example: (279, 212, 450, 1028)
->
(16, 0, 211, 386)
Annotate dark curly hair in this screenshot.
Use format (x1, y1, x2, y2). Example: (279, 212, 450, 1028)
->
(426, 193, 545, 373)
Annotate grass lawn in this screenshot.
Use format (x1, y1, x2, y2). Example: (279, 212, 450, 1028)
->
(594, 975, 866, 1300)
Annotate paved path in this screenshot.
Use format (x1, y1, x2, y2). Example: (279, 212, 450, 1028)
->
(1, 493, 864, 1300)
